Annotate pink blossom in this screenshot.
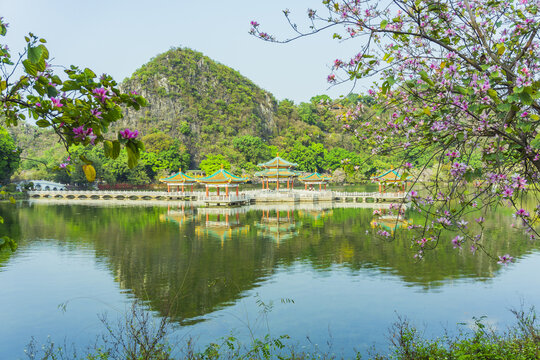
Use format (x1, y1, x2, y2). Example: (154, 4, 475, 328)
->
(92, 87, 110, 102)
(451, 235, 464, 249)
(51, 97, 63, 108)
(73, 126, 97, 144)
(91, 108, 102, 119)
(119, 128, 139, 139)
(497, 254, 514, 265)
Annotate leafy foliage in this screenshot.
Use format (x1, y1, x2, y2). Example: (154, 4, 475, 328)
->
(0, 126, 19, 184)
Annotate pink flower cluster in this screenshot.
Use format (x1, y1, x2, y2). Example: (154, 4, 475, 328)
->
(92, 87, 110, 103)
(120, 128, 139, 139)
(73, 126, 97, 144)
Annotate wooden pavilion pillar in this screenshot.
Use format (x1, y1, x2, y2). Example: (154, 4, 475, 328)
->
(177, 185, 180, 192)
(277, 179, 280, 190)
(217, 187, 220, 196)
(324, 183, 327, 190)
(236, 186, 239, 196)
(181, 184, 184, 193)
(191, 184, 194, 192)
(378, 182, 382, 193)
(262, 179, 265, 189)
(287, 178, 290, 189)
(319, 183, 322, 191)
(167, 184, 170, 193)
(226, 186, 229, 196)
(305, 183, 307, 190)
(206, 185, 209, 197)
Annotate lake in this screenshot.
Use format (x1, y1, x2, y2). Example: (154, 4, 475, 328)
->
(1, 199, 539, 358)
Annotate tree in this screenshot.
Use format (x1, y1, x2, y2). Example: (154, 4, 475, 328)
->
(232, 135, 271, 165)
(199, 154, 231, 175)
(0, 18, 146, 251)
(251, 0, 540, 262)
(0, 126, 19, 184)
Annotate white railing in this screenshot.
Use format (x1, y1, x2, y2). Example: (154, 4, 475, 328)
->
(27, 189, 408, 201)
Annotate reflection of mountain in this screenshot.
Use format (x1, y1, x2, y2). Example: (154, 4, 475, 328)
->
(7, 200, 540, 324)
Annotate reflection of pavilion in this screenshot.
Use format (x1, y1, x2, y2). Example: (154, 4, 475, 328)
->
(297, 208, 333, 221)
(195, 207, 250, 245)
(256, 208, 299, 245)
(370, 214, 411, 235)
(159, 203, 195, 227)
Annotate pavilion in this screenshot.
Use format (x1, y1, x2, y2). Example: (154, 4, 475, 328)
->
(196, 166, 248, 197)
(256, 154, 298, 190)
(298, 172, 331, 191)
(371, 168, 412, 193)
(160, 168, 197, 193)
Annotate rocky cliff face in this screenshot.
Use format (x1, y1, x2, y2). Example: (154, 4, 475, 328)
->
(117, 48, 280, 164)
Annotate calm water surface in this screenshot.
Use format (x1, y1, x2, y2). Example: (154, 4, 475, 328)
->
(1, 199, 540, 358)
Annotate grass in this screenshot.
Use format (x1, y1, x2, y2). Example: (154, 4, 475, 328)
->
(22, 304, 540, 359)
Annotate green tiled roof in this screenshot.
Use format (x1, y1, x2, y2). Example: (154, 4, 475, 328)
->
(197, 169, 248, 184)
(371, 169, 413, 181)
(257, 156, 297, 169)
(298, 172, 331, 182)
(160, 169, 197, 184)
(254, 168, 299, 178)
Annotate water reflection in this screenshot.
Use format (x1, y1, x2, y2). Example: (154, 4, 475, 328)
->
(1, 200, 538, 325)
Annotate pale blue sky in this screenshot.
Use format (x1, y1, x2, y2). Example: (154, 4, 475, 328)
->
(2, 0, 369, 104)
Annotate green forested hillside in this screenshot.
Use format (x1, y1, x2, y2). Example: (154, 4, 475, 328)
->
(8, 47, 398, 185)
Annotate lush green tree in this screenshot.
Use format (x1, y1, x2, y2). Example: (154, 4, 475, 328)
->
(232, 135, 271, 165)
(0, 126, 19, 184)
(297, 102, 318, 125)
(141, 132, 173, 153)
(199, 154, 230, 175)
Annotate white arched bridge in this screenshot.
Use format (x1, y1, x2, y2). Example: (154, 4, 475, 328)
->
(26, 189, 407, 205)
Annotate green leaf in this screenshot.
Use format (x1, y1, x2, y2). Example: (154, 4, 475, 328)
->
(418, 71, 434, 86)
(104, 140, 113, 158)
(83, 68, 96, 78)
(519, 91, 533, 105)
(27, 46, 43, 64)
(38, 44, 49, 60)
(22, 59, 37, 77)
(381, 20, 388, 29)
(35, 119, 49, 127)
(79, 155, 93, 165)
(497, 103, 512, 112)
(126, 142, 140, 169)
(47, 86, 58, 98)
(112, 141, 121, 159)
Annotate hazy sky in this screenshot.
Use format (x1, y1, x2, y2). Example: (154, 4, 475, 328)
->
(2, 0, 369, 104)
